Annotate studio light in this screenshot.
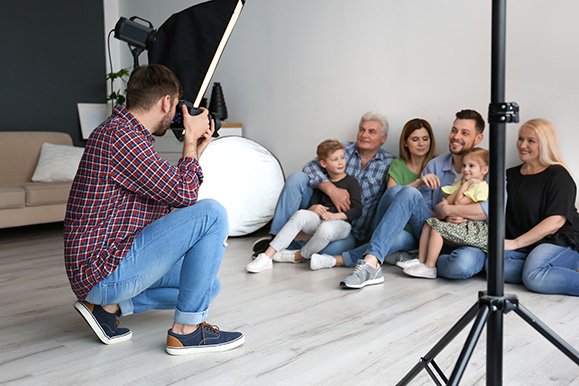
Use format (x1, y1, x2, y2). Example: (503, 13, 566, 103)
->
(114, 16, 157, 67)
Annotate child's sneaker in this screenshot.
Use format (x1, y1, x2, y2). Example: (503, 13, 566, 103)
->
(396, 258, 421, 269)
(73, 300, 132, 345)
(245, 253, 273, 273)
(272, 250, 300, 263)
(166, 322, 245, 355)
(310, 253, 336, 270)
(403, 263, 437, 279)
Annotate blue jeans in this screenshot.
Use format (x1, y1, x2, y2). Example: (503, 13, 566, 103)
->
(85, 199, 229, 325)
(343, 185, 487, 279)
(504, 244, 579, 296)
(270, 171, 356, 255)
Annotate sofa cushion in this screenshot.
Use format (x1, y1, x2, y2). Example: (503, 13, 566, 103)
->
(0, 132, 73, 184)
(0, 186, 25, 209)
(31, 142, 84, 182)
(23, 182, 72, 206)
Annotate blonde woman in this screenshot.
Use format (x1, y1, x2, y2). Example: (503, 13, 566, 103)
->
(504, 119, 579, 296)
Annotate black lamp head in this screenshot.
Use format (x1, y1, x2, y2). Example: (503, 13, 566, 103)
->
(114, 16, 157, 50)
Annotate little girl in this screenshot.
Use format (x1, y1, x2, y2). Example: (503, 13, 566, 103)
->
(400, 147, 489, 279)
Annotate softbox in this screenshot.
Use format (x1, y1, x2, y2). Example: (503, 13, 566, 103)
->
(148, 0, 244, 107)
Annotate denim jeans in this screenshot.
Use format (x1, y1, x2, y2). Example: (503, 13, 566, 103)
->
(269, 209, 352, 259)
(85, 199, 229, 325)
(270, 171, 356, 255)
(504, 244, 579, 296)
(343, 185, 487, 279)
(342, 185, 419, 267)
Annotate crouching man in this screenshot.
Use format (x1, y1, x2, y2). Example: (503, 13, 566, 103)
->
(64, 64, 244, 355)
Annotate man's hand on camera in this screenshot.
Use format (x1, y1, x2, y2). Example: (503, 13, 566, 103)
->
(196, 118, 215, 158)
(182, 106, 211, 159)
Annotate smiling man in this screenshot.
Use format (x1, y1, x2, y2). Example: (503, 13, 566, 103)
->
(252, 112, 395, 259)
(339, 109, 488, 288)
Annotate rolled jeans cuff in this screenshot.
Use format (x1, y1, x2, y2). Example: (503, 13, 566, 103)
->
(118, 299, 134, 317)
(174, 307, 208, 326)
(342, 250, 356, 267)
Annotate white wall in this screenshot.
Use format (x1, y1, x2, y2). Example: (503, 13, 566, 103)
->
(106, 0, 579, 183)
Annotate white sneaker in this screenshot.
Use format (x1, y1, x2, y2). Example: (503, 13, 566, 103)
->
(396, 258, 421, 269)
(403, 263, 437, 279)
(310, 254, 336, 270)
(272, 250, 299, 263)
(246, 253, 273, 273)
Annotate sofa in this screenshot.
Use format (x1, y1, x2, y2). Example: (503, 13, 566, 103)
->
(0, 131, 81, 229)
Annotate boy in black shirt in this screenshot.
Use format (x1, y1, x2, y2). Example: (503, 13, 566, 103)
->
(246, 140, 362, 273)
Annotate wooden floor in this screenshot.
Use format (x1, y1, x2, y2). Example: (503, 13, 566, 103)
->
(1, 223, 578, 385)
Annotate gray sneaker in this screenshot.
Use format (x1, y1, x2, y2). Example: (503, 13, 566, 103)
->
(340, 259, 384, 289)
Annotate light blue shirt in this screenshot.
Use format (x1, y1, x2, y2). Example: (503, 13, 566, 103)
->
(419, 152, 489, 217)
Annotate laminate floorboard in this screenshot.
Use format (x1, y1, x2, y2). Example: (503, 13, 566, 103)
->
(1, 223, 577, 385)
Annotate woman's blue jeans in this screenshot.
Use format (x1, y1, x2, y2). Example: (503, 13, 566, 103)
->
(85, 199, 229, 325)
(504, 244, 579, 296)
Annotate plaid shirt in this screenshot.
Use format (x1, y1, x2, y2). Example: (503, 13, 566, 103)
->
(64, 106, 203, 300)
(303, 142, 394, 241)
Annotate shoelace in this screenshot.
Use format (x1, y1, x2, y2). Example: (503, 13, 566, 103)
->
(353, 262, 367, 273)
(200, 322, 220, 341)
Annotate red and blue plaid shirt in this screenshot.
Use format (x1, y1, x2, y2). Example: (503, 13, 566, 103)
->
(64, 106, 203, 299)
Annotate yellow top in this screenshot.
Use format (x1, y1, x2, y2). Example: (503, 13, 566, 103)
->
(441, 180, 488, 202)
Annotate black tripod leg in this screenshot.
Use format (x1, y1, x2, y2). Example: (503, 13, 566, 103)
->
(514, 303, 579, 366)
(397, 302, 481, 385)
(447, 305, 491, 386)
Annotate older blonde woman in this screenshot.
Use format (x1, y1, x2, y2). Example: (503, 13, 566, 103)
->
(504, 119, 579, 296)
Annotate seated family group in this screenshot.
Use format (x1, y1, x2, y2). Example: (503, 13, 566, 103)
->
(248, 110, 579, 297)
(63, 64, 578, 357)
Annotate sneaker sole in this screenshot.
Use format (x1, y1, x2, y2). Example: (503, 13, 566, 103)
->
(404, 271, 437, 279)
(166, 334, 245, 355)
(74, 301, 132, 345)
(340, 276, 385, 289)
(245, 264, 272, 273)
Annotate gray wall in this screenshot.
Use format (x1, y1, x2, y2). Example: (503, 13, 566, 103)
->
(0, 1, 106, 146)
(108, 0, 579, 184)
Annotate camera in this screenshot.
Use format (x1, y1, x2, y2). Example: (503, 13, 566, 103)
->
(171, 99, 221, 141)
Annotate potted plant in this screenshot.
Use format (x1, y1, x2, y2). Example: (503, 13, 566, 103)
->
(105, 67, 131, 109)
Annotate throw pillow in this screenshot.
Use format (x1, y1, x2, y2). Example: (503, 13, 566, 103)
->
(31, 142, 84, 182)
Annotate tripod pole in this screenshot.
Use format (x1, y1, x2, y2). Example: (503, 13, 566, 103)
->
(487, 0, 508, 384)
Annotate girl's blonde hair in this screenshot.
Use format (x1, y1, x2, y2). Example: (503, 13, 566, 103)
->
(462, 147, 489, 176)
(520, 119, 565, 168)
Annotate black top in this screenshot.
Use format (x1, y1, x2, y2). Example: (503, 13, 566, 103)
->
(308, 174, 363, 222)
(506, 164, 579, 253)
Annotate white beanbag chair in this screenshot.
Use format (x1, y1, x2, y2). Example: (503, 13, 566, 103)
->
(197, 136, 285, 236)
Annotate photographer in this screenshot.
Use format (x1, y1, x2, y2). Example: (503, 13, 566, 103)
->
(64, 64, 244, 355)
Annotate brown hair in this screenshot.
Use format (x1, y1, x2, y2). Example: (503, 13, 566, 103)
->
(317, 139, 344, 161)
(126, 64, 182, 111)
(455, 109, 485, 134)
(462, 147, 489, 173)
(399, 118, 436, 173)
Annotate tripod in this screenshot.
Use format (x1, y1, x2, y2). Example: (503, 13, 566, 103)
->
(397, 1, 579, 385)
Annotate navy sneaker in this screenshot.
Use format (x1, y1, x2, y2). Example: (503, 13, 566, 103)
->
(166, 322, 245, 355)
(74, 300, 132, 345)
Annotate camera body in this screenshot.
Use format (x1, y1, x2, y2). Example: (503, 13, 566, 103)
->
(171, 99, 220, 141)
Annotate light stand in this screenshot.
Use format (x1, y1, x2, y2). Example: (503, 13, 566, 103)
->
(397, 1, 579, 384)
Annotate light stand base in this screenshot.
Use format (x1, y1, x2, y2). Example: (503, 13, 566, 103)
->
(396, 291, 579, 386)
